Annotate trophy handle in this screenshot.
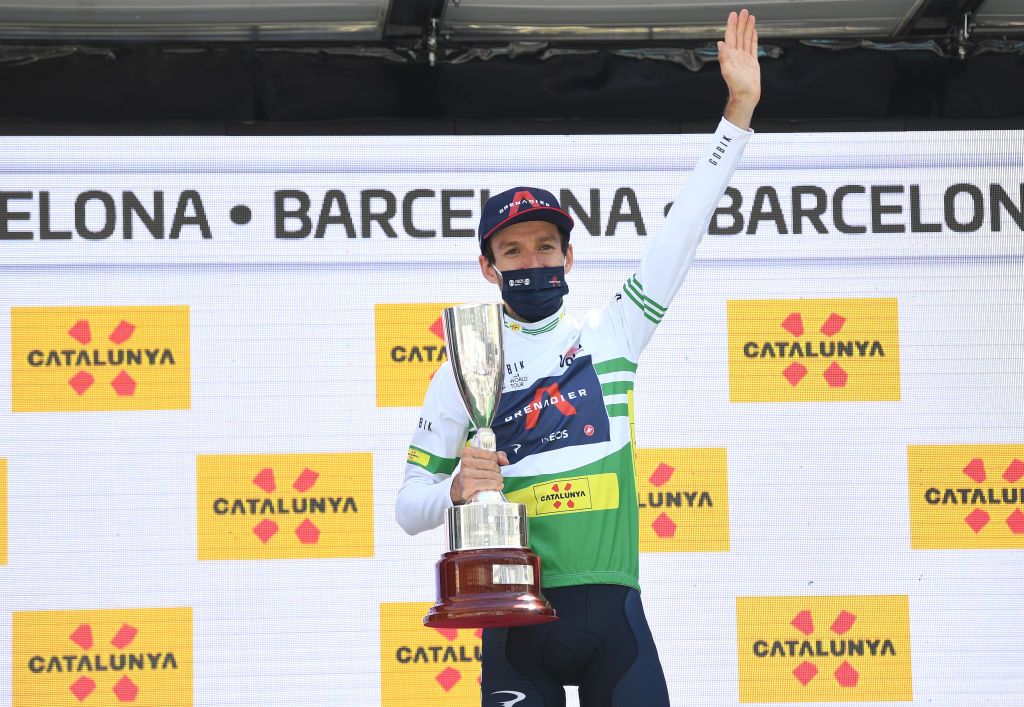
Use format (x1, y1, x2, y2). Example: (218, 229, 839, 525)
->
(470, 427, 509, 504)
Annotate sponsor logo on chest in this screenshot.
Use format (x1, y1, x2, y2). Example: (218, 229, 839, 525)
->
(494, 355, 609, 460)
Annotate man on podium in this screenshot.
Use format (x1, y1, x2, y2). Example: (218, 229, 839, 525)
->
(397, 9, 761, 706)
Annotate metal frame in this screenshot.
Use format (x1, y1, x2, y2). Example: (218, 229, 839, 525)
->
(893, 0, 992, 36)
(0, 0, 1015, 44)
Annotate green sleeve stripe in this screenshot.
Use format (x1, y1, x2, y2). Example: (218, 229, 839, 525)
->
(628, 275, 668, 313)
(621, 278, 648, 314)
(407, 446, 458, 475)
(594, 358, 638, 375)
(606, 403, 630, 417)
(623, 278, 664, 324)
(601, 381, 634, 396)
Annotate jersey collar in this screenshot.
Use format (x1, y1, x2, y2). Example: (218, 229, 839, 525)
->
(502, 303, 565, 337)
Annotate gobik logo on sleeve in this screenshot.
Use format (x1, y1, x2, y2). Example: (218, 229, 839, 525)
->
(12, 607, 192, 707)
(197, 452, 373, 560)
(11, 306, 190, 412)
(727, 298, 900, 402)
(736, 595, 912, 702)
(380, 602, 482, 706)
(635, 448, 729, 553)
(375, 303, 453, 407)
(908, 444, 1024, 549)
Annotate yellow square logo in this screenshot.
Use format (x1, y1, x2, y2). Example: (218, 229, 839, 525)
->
(727, 298, 900, 402)
(11, 306, 190, 412)
(635, 448, 730, 553)
(908, 444, 1024, 549)
(534, 476, 593, 515)
(13, 607, 193, 707)
(375, 303, 453, 407)
(505, 473, 619, 517)
(736, 595, 912, 702)
(197, 452, 374, 560)
(380, 602, 482, 706)
(0, 458, 6, 565)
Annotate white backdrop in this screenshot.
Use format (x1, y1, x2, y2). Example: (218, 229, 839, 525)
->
(0, 128, 1022, 706)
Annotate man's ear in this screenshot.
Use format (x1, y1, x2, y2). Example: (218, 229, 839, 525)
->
(479, 254, 500, 285)
(564, 243, 574, 275)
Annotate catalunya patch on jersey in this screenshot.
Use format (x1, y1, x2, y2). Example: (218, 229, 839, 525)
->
(506, 473, 620, 517)
(492, 355, 609, 462)
(503, 445, 639, 589)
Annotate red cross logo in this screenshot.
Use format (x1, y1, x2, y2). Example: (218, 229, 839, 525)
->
(647, 459, 679, 536)
(790, 610, 859, 688)
(961, 458, 1024, 534)
(550, 482, 574, 510)
(66, 319, 138, 396)
(780, 312, 848, 388)
(431, 627, 483, 692)
(250, 468, 322, 544)
(649, 463, 678, 539)
(429, 317, 444, 342)
(427, 317, 445, 381)
(67, 623, 140, 702)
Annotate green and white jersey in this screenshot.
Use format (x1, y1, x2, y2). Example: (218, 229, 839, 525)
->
(396, 118, 752, 590)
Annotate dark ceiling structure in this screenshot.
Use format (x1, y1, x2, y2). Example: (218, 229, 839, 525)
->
(0, 0, 1022, 133)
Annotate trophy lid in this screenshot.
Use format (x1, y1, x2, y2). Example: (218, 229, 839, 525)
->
(442, 303, 504, 431)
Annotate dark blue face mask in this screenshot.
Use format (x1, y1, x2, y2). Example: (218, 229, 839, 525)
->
(494, 265, 569, 323)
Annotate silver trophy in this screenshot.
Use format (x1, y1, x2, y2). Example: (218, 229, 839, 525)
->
(423, 302, 557, 628)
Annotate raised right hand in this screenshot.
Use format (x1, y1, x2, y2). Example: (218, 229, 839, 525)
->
(450, 446, 508, 504)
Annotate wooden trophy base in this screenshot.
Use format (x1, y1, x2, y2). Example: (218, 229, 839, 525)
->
(423, 548, 558, 629)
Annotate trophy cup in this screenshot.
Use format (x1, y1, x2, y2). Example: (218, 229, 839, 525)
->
(423, 303, 558, 629)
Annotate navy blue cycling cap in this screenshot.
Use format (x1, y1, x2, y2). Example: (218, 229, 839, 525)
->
(477, 187, 575, 253)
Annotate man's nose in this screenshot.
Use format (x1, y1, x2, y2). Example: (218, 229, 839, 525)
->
(520, 252, 543, 269)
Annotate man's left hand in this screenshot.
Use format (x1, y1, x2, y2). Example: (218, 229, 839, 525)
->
(719, 9, 761, 130)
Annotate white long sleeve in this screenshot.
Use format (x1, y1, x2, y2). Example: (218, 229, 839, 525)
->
(394, 361, 469, 535)
(612, 117, 753, 359)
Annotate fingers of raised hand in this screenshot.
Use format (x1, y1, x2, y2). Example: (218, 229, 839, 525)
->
(725, 10, 737, 49)
(724, 9, 757, 57)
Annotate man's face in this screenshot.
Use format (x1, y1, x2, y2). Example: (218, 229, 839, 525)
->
(478, 220, 574, 287)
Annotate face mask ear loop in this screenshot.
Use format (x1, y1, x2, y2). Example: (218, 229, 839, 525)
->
(491, 263, 503, 285)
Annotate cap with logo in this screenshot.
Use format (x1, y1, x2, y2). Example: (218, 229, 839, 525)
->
(477, 187, 575, 253)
